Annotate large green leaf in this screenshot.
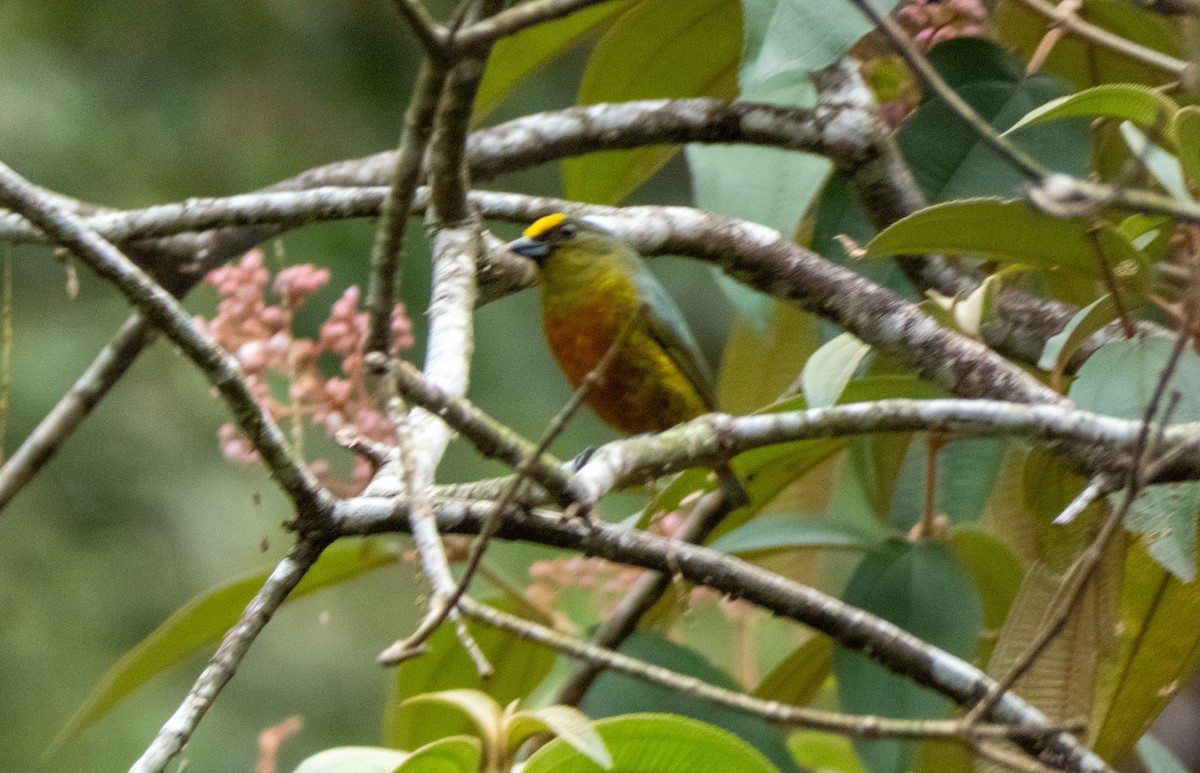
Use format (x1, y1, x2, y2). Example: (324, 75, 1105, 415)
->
(752, 635, 833, 707)
(834, 540, 983, 773)
(788, 731, 866, 773)
(717, 304, 820, 416)
(708, 513, 878, 557)
(292, 746, 409, 773)
(886, 436, 1009, 531)
(1005, 84, 1180, 140)
(749, 0, 898, 82)
(564, 0, 741, 205)
(1137, 734, 1189, 773)
(688, 0, 893, 327)
(509, 705, 612, 770)
(1070, 337, 1200, 580)
(1120, 122, 1192, 203)
(1037, 294, 1121, 389)
(525, 714, 780, 773)
(382, 598, 556, 750)
(801, 333, 871, 411)
(581, 632, 800, 772)
(50, 540, 399, 753)
(949, 529, 1022, 632)
(394, 737, 483, 773)
(473, 2, 627, 122)
(897, 38, 1090, 201)
(291, 737, 482, 773)
(1172, 106, 1200, 191)
(1092, 544, 1200, 759)
(864, 198, 1150, 288)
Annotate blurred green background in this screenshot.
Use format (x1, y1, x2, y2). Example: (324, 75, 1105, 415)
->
(0, 1, 730, 770)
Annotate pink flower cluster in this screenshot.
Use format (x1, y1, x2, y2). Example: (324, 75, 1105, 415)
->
(196, 250, 415, 495)
(898, 0, 987, 51)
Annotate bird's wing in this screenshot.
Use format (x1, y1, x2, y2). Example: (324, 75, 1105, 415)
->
(634, 267, 717, 410)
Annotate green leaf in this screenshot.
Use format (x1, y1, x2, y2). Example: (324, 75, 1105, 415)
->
(898, 38, 1090, 201)
(690, 0, 827, 330)
(565, 0, 741, 204)
(581, 632, 799, 772)
(949, 529, 1023, 631)
(1070, 337, 1200, 579)
(395, 737, 483, 773)
(402, 690, 503, 741)
(1125, 482, 1200, 582)
(1120, 121, 1192, 202)
(1137, 735, 1189, 773)
(717, 304, 820, 416)
(708, 513, 878, 557)
(1092, 544, 1200, 759)
(50, 540, 398, 753)
(1037, 294, 1121, 388)
(383, 598, 556, 750)
(752, 636, 833, 707)
(865, 198, 1150, 288)
(787, 731, 866, 773)
(749, 0, 899, 81)
(1005, 84, 1179, 139)
(801, 333, 871, 410)
(1172, 105, 1200, 191)
(473, 2, 627, 122)
(509, 706, 612, 770)
(834, 540, 983, 773)
(292, 746, 409, 773)
(525, 714, 780, 773)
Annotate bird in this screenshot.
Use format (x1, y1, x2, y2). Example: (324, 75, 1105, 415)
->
(506, 213, 716, 435)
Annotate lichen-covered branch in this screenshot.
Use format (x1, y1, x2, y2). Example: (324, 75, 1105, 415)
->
(330, 498, 1115, 773)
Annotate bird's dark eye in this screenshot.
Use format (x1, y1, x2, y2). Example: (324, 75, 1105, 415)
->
(558, 222, 577, 239)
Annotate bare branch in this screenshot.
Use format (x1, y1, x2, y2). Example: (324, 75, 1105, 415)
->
(0, 160, 330, 523)
(460, 596, 1054, 745)
(366, 62, 450, 356)
(450, 0, 614, 51)
(130, 538, 328, 773)
(0, 314, 153, 513)
(332, 499, 1115, 773)
(389, 0, 450, 57)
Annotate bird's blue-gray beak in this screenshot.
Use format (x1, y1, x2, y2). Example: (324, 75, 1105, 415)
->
(507, 235, 549, 262)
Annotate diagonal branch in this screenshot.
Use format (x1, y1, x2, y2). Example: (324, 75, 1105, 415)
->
(0, 314, 153, 513)
(331, 499, 1116, 773)
(130, 537, 329, 773)
(0, 160, 330, 523)
(365, 62, 450, 356)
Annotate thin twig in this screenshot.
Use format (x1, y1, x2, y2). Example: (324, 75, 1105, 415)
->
(379, 387, 492, 673)
(130, 538, 329, 773)
(449, 0, 613, 51)
(0, 314, 153, 513)
(374, 356, 578, 507)
(459, 597, 1080, 750)
(1011, 0, 1190, 77)
(365, 62, 449, 357)
(389, 0, 449, 57)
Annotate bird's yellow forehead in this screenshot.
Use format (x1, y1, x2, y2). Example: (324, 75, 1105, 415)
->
(523, 213, 567, 239)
